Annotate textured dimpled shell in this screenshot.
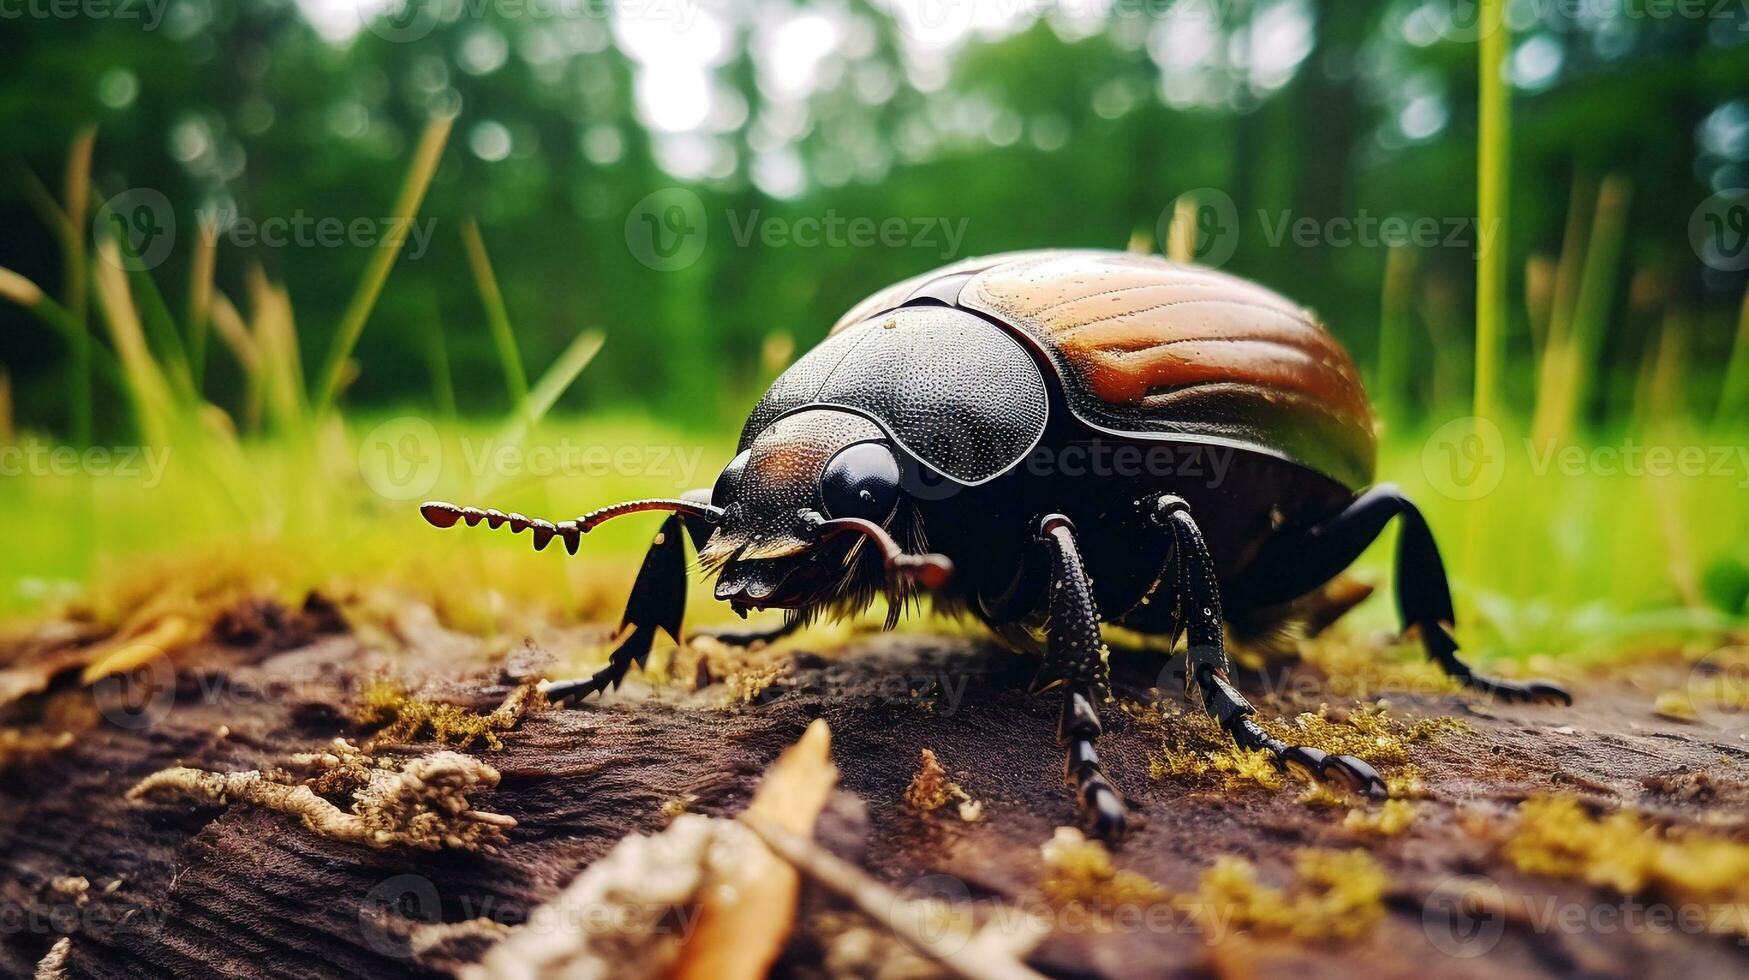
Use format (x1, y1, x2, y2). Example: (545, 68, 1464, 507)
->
(742, 306, 1050, 485)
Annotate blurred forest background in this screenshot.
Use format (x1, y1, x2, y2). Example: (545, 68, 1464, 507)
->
(2, 0, 1748, 652)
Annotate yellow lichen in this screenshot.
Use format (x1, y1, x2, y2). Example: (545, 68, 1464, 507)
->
(1385, 768, 1428, 800)
(1296, 633, 1460, 701)
(1146, 707, 1284, 791)
(1342, 799, 1417, 836)
(1178, 849, 1388, 942)
(355, 680, 541, 751)
(1262, 702, 1464, 769)
(1652, 690, 1699, 721)
(1297, 782, 1352, 809)
(903, 748, 982, 822)
(1501, 795, 1749, 934)
(1038, 827, 1169, 908)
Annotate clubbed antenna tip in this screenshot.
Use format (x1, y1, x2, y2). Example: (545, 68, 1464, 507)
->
(419, 500, 580, 554)
(420, 497, 724, 556)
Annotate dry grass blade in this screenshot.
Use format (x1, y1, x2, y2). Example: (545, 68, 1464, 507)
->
(91, 242, 181, 445)
(313, 113, 454, 416)
(249, 265, 309, 436)
(1532, 175, 1631, 445)
(461, 219, 529, 409)
(0, 266, 125, 386)
(188, 220, 216, 386)
(478, 329, 603, 496)
(1166, 194, 1198, 264)
(65, 127, 97, 444)
(672, 718, 838, 980)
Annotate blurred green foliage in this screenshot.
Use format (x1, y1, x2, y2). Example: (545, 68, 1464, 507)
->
(3, 0, 1747, 436)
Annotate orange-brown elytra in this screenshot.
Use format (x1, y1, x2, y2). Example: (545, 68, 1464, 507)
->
(420, 250, 1571, 840)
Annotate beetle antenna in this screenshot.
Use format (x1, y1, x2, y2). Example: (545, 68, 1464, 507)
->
(800, 511, 953, 590)
(420, 498, 722, 556)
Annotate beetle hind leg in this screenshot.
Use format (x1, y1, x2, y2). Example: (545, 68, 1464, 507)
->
(1149, 495, 1387, 798)
(1234, 484, 1571, 705)
(1034, 516, 1130, 839)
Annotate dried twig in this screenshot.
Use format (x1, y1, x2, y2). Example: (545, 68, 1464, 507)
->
(738, 812, 1048, 980)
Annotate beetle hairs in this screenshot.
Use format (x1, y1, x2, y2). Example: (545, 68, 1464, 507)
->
(797, 509, 954, 591)
(420, 498, 723, 556)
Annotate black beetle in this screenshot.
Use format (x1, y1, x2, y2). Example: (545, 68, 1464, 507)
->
(421, 249, 1571, 837)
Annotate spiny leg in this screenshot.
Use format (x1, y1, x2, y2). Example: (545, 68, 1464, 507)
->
(1148, 495, 1387, 797)
(1033, 516, 1129, 839)
(1234, 484, 1570, 705)
(545, 513, 692, 704)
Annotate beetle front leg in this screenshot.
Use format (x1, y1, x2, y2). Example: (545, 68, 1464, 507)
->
(545, 511, 698, 704)
(1147, 495, 1387, 798)
(1032, 515, 1130, 839)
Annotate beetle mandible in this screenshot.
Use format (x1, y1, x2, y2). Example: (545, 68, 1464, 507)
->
(421, 249, 1571, 838)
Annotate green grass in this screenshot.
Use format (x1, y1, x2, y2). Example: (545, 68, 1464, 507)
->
(2, 113, 1744, 663)
(3, 411, 1742, 658)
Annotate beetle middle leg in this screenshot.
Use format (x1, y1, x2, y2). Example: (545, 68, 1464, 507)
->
(688, 618, 803, 648)
(1232, 484, 1571, 705)
(1146, 495, 1388, 797)
(1030, 515, 1131, 839)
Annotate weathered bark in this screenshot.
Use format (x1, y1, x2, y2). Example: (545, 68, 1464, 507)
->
(3, 604, 1749, 979)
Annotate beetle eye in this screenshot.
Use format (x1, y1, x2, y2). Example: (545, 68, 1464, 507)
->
(820, 443, 901, 522)
(713, 450, 751, 509)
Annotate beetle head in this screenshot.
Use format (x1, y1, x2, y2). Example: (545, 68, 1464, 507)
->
(700, 408, 944, 619)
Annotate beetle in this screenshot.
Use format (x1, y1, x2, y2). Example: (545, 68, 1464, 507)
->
(421, 249, 1571, 838)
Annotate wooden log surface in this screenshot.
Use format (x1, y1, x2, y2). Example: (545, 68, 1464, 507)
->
(3, 600, 1749, 979)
